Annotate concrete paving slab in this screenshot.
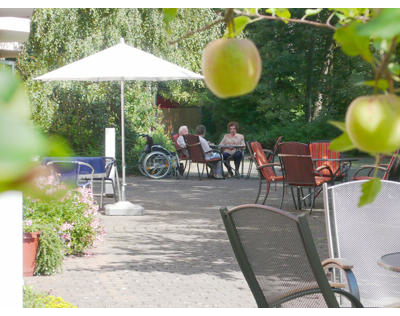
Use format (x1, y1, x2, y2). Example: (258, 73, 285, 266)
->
(24, 161, 331, 308)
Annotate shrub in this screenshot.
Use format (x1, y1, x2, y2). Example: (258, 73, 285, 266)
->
(244, 119, 342, 149)
(23, 286, 76, 308)
(23, 170, 105, 275)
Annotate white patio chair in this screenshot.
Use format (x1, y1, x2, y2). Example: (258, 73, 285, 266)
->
(323, 180, 400, 307)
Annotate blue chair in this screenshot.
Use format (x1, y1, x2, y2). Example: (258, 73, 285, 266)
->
(46, 160, 94, 189)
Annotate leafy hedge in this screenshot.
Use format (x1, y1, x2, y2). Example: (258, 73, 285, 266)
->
(17, 8, 221, 174)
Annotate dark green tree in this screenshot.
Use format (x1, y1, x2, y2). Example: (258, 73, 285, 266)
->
(201, 9, 372, 147)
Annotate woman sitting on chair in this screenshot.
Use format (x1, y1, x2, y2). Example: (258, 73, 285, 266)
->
(219, 121, 245, 178)
(196, 124, 224, 179)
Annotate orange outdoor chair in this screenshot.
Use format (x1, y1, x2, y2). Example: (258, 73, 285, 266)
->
(309, 141, 351, 182)
(352, 149, 400, 181)
(246, 136, 283, 179)
(183, 134, 223, 179)
(250, 141, 284, 206)
(171, 133, 191, 176)
(278, 142, 334, 213)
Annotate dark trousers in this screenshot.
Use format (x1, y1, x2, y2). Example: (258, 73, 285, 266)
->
(222, 151, 242, 172)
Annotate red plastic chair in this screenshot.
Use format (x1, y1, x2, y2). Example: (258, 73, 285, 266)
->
(309, 141, 351, 182)
(250, 141, 284, 205)
(278, 142, 333, 212)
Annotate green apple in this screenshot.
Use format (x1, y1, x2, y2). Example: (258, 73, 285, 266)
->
(345, 94, 400, 154)
(201, 38, 261, 98)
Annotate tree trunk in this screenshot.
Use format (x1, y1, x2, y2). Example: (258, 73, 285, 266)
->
(304, 38, 315, 123)
(312, 40, 335, 120)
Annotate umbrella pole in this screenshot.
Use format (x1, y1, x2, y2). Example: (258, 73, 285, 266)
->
(120, 80, 126, 201)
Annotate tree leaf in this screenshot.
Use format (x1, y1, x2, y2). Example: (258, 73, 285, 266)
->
(334, 23, 372, 63)
(223, 16, 251, 38)
(328, 120, 346, 132)
(266, 8, 291, 23)
(162, 8, 178, 22)
(162, 8, 178, 34)
(303, 9, 322, 19)
(359, 79, 389, 91)
(358, 177, 382, 207)
(356, 8, 400, 39)
(329, 132, 355, 152)
(389, 63, 400, 76)
(244, 8, 257, 15)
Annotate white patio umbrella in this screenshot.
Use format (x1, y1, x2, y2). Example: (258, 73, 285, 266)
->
(35, 38, 203, 214)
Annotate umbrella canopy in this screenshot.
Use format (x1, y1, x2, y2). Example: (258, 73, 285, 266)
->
(35, 38, 203, 203)
(35, 38, 203, 81)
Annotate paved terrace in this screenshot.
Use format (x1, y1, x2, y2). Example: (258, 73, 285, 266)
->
(24, 161, 350, 308)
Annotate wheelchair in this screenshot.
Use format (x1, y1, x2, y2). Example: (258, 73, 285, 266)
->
(138, 134, 181, 179)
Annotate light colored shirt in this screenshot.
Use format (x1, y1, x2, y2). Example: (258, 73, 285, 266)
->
(177, 135, 186, 148)
(176, 135, 189, 157)
(219, 133, 245, 155)
(199, 136, 212, 153)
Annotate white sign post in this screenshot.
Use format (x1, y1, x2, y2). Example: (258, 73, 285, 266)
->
(105, 128, 116, 196)
(0, 191, 23, 307)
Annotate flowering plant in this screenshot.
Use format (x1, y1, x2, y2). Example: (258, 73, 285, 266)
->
(23, 286, 76, 308)
(23, 169, 105, 275)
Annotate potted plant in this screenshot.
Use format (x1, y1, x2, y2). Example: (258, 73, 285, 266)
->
(22, 221, 40, 277)
(23, 172, 105, 276)
(23, 209, 65, 276)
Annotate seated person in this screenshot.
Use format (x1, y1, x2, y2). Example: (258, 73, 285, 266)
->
(195, 124, 224, 179)
(176, 125, 189, 157)
(219, 121, 245, 177)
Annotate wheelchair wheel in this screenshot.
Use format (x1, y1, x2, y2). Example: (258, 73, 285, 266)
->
(143, 151, 172, 179)
(138, 152, 148, 176)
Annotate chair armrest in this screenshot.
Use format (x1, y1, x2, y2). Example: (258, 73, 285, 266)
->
(272, 284, 363, 308)
(352, 165, 387, 179)
(314, 165, 334, 180)
(322, 258, 360, 302)
(322, 258, 353, 270)
(385, 302, 400, 308)
(263, 149, 273, 160)
(257, 162, 280, 170)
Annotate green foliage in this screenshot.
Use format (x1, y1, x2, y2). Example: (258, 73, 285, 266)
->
(359, 177, 381, 207)
(34, 224, 65, 275)
(0, 68, 70, 194)
(201, 9, 372, 147)
(18, 8, 220, 174)
(23, 173, 105, 275)
(356, 9, 400, 39)
(23, 286, 76, 308)
(334, 22, 372, 62)
(204, 7, 399, 205)
(223, 16, 251, 38)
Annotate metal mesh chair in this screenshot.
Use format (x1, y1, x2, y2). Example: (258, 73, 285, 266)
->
(220, 204, 363, 308)
(323, 180, 400, 307)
